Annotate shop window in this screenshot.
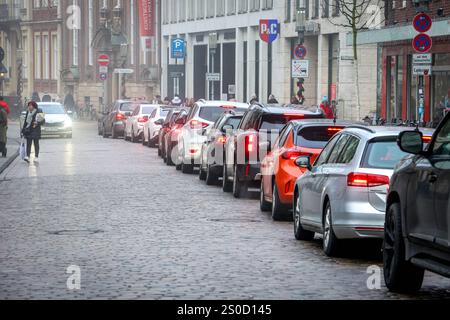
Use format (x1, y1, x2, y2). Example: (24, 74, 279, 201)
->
(432, 53, 450, 126)
(387, 56, 404, 122)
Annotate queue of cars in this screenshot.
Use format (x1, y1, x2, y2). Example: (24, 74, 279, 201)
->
(101, 98, 450, 293)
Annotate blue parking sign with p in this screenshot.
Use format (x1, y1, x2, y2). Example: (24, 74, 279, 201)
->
(171, 38, 185, 59)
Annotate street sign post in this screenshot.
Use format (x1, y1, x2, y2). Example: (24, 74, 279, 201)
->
(292, 60, 309, 78)
(98, 54, 110, 66)
(113, 69, 134, 74)
(171, 38, 186, 59)
(413, 65, 432, 76)
(413, 53, 432, 64)
(259, 19, 279, 44)
(99, 73, 108, 81)
(412, 34, 432, 53)
(294, 44, 307, 59)
(206, 73, 220, 82)
(413, 13, 432, 33)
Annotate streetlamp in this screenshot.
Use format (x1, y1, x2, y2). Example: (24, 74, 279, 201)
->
(208, 32, 218, 100)
(296, 7, 307, 45)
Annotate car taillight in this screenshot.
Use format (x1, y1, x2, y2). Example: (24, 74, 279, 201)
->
(245, 134, 257, 154)
(189, 120, 209, 129)
(116, 113, 125, 121)
(216, 135, 227, 144)
(347, 173, 390, 188)
(422, 136, 432, 143)
(327, 127, 344, 133)
(138, 117, 148, 123)
(281, 148, 311, 160)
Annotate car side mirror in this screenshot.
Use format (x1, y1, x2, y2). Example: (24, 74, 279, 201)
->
(222, 124, 233, 133)
(295, 156, 312, 171)
(154, 118, 164, 125)
(398, 131, 424, 155)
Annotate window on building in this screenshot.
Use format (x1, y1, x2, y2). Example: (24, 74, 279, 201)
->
(88, 0, 94, 65)
(22, 34, 28, 79)
(262, 0, 273, 10)
(72, 0, 78, 66)
(179, 0, 186, 21)
(216, 0, 225, 16)
(162, 0, 169, 23)
(227, 0, 236, 15)
(312, 0, 319, 19)
(130, 0, 135, 65)
(249, 0, 260, 12)
(322, 0, 330, 18)
(197, 0, 205, 19)
(52, 33, 58, 80)
(285, 0, 291, 22)
(207, 0, 215, 17)
(43, 34, 49, 79)
(387, 56, 404, 122)
(34, 34, 41, 79)
(332, 0, 340, 16)
(432, 53, 450, 125)
(238, 0, 248, 13)
(188, 0, 195, 20)
(171, 0, 178, 22)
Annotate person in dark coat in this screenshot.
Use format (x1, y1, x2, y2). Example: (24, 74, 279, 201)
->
(21, 101, 45, 163)
(0, 97, 9, 157)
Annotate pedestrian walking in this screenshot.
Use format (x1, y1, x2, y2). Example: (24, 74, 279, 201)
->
(268, 94, 278, 104)
(21, 101, 45, 163)
(319, 96, 334, 119)
(0, 96, 9, 158)
(249, 94, 258, 105)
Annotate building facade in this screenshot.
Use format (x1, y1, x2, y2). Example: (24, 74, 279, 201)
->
(358, 0, 450, 125)
(161, 0, 380, 121)
(0, 0, 161, 114)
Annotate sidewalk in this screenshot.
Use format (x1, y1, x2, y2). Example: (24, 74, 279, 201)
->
(0, 122, 21, 175)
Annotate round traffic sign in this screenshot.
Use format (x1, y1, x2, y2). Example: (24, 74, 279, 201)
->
(98, 54, 110, 66)
(413, 34, 433, 53)
(294, 45, 307, 59)
(99, 73, 108, 81)
(413, 13, 432, 33)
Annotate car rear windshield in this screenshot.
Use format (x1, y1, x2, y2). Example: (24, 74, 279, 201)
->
(199, 107, 247, 122)
(361, 139, 409, 169)
(141, 106, 157, 115)
(120, 103, 134, 112)
(296, 126, 345, 149)
(260, 114, 308, 131)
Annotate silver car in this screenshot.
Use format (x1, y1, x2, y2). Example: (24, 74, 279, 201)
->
(293, 125, 435, 257)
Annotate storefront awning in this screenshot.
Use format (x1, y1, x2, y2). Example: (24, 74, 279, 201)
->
(347, 18, 450, 46)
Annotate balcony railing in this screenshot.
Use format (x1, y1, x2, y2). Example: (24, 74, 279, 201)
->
(0, 3, 22, 22)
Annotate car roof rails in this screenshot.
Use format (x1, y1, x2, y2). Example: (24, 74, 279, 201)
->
(345, 125, 376, 134)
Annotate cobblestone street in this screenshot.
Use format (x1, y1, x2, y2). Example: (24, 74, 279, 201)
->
(1, 122, 449, 300)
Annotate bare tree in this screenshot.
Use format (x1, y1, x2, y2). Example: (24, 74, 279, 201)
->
(322, 0, 384, 120)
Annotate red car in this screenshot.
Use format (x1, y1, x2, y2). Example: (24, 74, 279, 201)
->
(260, 120, 351, 220)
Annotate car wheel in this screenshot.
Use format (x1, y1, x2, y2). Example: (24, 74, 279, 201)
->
(112, 126, 118, 139)
(260, 182, 271, 212)
(149, 132, 156, 148)
(102, 126, 108, 138)
(233, 166, 247, 198)
(222, 162, 233, 193)
(205, 165, 217, 186)
(166, 144, 175, 166)
(199, 163, 207, 181)
(142, 133, 147, 146)
(322, 201, 340, 257)
(182, 161, 194, 174)
(294, 191, 315, 241)
(272, 184, 290, 221)
(383, 202, 425, 293)
(131, 129, 138, 143)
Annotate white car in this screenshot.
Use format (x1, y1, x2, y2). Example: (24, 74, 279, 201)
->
(21, 102, 73, 138)
(143, 105, 172, 147)
(124, 103, 158, 143)
(177, 100, 250, 174)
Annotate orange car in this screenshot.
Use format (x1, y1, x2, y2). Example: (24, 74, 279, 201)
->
(260, 120, 350, 221)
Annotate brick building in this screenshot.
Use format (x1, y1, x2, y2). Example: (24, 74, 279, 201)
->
(0, 0, 161, 113)
(358, 0, 450, 125)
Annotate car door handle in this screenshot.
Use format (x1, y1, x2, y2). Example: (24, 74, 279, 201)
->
(429, 173, 438, 184)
